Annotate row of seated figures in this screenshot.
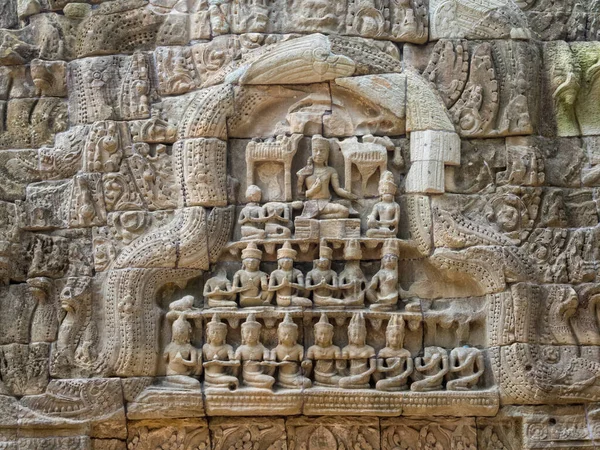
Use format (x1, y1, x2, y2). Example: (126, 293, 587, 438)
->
(164, 308, 485, 394)
(204, 240, 400, 310)
(239, 134, 401, 242)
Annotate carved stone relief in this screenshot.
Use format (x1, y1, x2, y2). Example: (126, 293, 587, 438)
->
(1, 0, 600, 448)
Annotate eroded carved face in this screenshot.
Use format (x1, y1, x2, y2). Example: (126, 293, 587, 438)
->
(279, 258, 293, 270)
(348, 326, 365, 345)
(495, 203, 519, 232)
(312, 142, 329, 164)
(172, 325, 190, 344)
(208, 327, 227, 344)
(278, 327, 297, 346)
(316, 258, 330, 270)
(242, 327, 260, 344)
(315, 327, 333, 346)
(386, 329, 404, 348)
(382, 254, 397, 270)
(245, 185, 262, 203)
(243, 258, 260, 271)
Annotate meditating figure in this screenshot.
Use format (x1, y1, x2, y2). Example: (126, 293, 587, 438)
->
(411, 346, 449, 392)
(238, 185, 267, 240)
(270, 313, 312, 389)
(306, 241, 342, 307)
(234, 313, 276, 389)
(366, 171, 401, 238)
(232, 243, 272, 307)
(202, 314, 239, 390)
(376, 315, 413, 391)
(268, 242, 311, 307)
(297, 135, 357, 219)
(305, 313, 343, 386)
(163, 314, 201, 389)
(447, 345, 485, 391)
(338, 240, 366, 308)
(263, 201, 293, 239)
(339, 312, 376, 389)
(203, 269, 237, 308)
(366, 241, 399, 311)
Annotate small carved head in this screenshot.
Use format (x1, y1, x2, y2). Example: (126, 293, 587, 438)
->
(314, 313, 334, 346)
(348, 312, 367, 345)
(241, 243, 263, 270)
(171, 315, 192, 344)
(245, 185, 262, 203)
(241, 313, 262, 344)
(278, 313, 298, 346)
(311, 135, 330, 164)
(386, 315, 405, 349)
(277, 241, 297, 269)
(207, 314, 227, 344)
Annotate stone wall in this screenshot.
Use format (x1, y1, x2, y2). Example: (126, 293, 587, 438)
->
(1, 0, 600, 448)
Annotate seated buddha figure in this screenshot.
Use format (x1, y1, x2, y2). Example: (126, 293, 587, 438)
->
(203, 269, 237, 308)
(447, 345, 485, 391)
(297, 134, 357, 219)
(366, 171, 400, 238)
(306, 241, 343, 307)
(238, 185, 267, 240)
(337, 240, 366, 308)
(232, 243, 272, 307)
(376, 315, 413, 391)
(270, 313, 312, 389)
(411, 346, 449, 392)
(339, 312, 376, 389)
(268, 242, 312, 307)
(234, 313, 276, 389)
(163, 314, 201, 389)
(202, 314, 239, 390)
(366, 241, 399, 311)
(305, 313, 343, 386)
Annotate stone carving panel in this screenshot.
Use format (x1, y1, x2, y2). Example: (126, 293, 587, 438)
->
(1, 0, 600, 448)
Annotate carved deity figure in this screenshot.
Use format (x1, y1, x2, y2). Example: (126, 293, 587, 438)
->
(447, 345, 485, 391)
(232, 243, 272, 307)
(270, 313, 312, 389)
(28, 277, 58, 343)
(366, 241, 399, 311)
(366, 171, 401, 238)
(163, 314, 201, 388)
(208, 0, 231, 35)
(74, 176, 98, 227)
(234, 313, 275, 389)
(552, 68, 581, 137)
(263, 201, 293, 239)
(297, 135, 357, 219)
(306, 241, 342, 307)
(376, 315, 413, 391)
(268, 242, 312, 307)
(203, 269, 237, 308)
(53, 277, 92, 372)
(128, 52, 150, 117)
(202, 314, 239, 390)
(305, 313, 342, 386)
(239, 185, 267, 240)
(420, 428, 444, 450)
(337, 240, 366, 307)
(411, 346, 448, 392)
(339, 313, 376, 389)
(89, 121, 120, 173)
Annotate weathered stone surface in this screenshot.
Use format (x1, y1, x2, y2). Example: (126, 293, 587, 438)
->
(1, 0, 600, 446)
